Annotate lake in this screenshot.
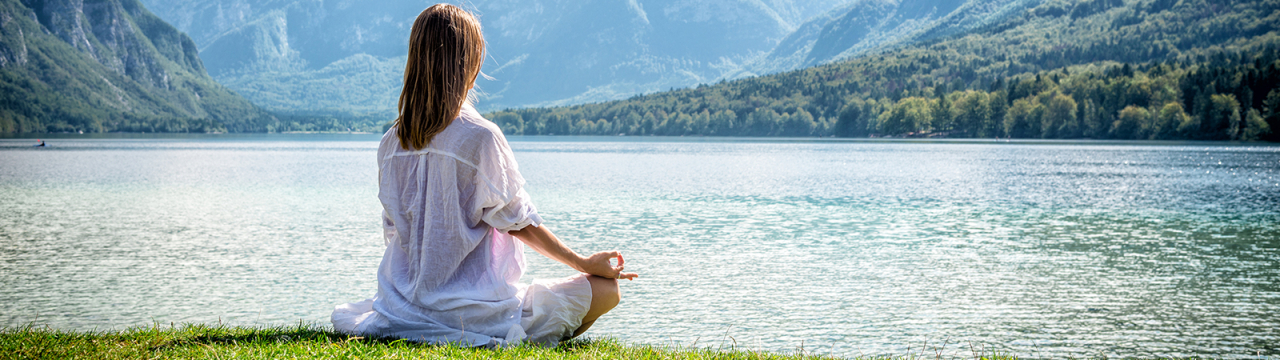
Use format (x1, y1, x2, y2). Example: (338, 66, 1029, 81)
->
(1, 135, 1277, 358)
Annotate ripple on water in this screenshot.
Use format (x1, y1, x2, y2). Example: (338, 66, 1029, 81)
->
(1, 138, 1278, 358)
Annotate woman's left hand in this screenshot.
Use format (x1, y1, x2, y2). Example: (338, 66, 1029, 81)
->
(510, 224, 639, 280)
(580, 251, 639, 280)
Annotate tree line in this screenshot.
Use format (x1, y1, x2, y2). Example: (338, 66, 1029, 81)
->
(846, 47, 1277, 141)
(484, 47, 1278, 141)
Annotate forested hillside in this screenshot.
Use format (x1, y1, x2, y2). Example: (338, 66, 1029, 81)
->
(485, 0, 1280, 141)
(0, 0, 273, 133)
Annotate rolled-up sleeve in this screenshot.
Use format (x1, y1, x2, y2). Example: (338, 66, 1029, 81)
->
(472, 131, 543, 232)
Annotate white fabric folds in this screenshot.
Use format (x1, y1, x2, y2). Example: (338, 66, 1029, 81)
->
(332, 104, 586, 346)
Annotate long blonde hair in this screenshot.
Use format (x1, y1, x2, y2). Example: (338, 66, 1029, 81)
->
(396, 4, 486, 150)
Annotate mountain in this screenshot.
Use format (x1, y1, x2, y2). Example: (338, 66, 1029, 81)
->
(132, 0, 1043, 120)
(738, 0, 1039, 77)
(133, 0, 863, 118)
(482, 0, 1280, 141)
(0, 0, 271, 133)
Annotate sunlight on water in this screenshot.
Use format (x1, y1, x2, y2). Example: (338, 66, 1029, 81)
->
(1, 136, 1277, 358)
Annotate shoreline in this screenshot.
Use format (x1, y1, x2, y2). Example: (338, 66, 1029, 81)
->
(2, 133, 1276, 148)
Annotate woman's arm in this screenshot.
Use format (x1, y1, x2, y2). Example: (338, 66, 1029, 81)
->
(509, 225, 638, 280)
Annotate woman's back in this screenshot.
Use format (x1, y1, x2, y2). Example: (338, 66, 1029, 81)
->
(333, 104, 543, 344)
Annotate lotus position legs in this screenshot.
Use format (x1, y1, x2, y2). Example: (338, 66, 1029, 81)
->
(573, 275, 621, 338)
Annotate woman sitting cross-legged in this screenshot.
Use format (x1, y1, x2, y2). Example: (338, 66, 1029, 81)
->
(331, 4, 637, 347)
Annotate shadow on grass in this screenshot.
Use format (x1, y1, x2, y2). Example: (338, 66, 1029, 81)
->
(150, 323, 606, 354)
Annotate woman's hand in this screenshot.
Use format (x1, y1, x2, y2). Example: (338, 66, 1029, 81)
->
(578, 251, 639, 280)
(510, 225, 639, 280)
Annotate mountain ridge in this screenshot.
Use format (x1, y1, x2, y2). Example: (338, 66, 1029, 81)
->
(0, 0, 271, 133)
(136, 0, 1028, 118)
(734, 0, 1041, 79)
(135, 0, 846, 117)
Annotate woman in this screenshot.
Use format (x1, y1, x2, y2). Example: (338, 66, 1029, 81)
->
(332, 4, 637, 347)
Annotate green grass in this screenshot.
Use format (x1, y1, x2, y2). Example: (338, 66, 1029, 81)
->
(0, 323, 1023, 360)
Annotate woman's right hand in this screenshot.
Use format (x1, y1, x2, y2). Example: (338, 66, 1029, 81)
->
(579, 251, 639, 280)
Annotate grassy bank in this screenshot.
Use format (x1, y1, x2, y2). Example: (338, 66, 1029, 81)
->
(0, 323, 1020, 360)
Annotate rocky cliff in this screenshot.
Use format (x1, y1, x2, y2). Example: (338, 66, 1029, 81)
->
(738, 0, 1041, 77)
(0, 0, 270, 133)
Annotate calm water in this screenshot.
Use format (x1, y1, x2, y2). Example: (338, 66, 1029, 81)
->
(1, 135, 1277, 358)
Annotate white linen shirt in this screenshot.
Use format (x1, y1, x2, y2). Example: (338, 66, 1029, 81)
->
(332, 103, 543, 345)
